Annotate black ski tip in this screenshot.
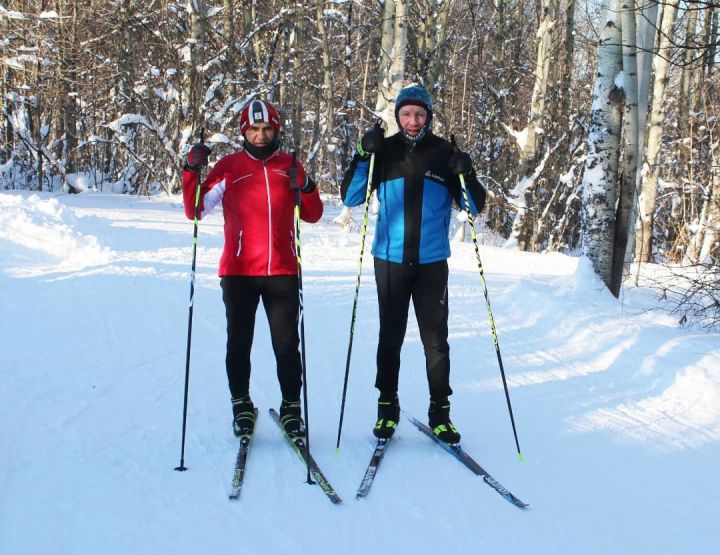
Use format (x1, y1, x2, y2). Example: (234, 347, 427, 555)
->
(174, 465, 188, 472)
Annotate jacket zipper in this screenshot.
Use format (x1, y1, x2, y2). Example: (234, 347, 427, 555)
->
(263, 162, 272, 275)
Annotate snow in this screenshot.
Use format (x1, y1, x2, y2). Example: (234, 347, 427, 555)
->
(614, 70, 624, 89)
(0, 6, 27, 20)
(1, 190, 718, 554)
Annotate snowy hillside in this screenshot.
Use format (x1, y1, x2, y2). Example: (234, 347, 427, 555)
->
(1, 190, 718, 554)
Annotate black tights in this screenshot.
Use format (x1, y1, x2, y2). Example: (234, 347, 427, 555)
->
(374, 258, 452, 401)
(220, 275, 302, 401)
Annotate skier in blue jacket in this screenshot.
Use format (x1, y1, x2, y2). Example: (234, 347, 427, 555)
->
(341, 86, 486, 444)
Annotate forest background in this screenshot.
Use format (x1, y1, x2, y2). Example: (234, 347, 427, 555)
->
(1, 0, 718, 326)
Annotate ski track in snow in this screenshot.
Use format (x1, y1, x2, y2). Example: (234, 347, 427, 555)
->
(1, 190, 718, 554)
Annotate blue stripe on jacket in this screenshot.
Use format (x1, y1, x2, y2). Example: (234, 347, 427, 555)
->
(343, 159, 370, 206)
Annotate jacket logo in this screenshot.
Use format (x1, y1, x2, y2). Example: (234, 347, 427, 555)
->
(425, 170, 446, 183)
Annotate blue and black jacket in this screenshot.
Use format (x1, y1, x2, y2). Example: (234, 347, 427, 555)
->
(341, 132, 486, 264)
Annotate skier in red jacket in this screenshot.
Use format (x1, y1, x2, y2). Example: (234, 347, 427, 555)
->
(182, 99, 323, 439)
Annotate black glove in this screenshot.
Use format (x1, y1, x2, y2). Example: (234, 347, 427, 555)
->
(357, 123, 384, 157)
(300, 175, 316, 194)
(448, 151, 474, 176)
(290, 174, 316, 194)
(184, 143, 212, 172)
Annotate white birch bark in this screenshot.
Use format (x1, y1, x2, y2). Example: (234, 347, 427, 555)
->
(633, 0, 658, 220)
(697, 147, 720, 262)
(678, 6, 699, 139)
(520, 0, 556, 177)
(580, 0, 624, 287)
(503, 0, 557, 250)
(375, 0, 396, 125)
(610, 0, 640, 296)
(375, 0, 407, 134)
(635, 0, 679, 263)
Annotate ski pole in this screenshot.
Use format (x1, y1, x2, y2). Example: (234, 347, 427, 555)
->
(175, 128, 205, 472)
(451, 134, 523, 461)
(336, 151, 376, 451)
(290, 151, 314, 485)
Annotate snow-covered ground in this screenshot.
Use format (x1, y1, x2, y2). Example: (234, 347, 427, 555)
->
(1, 190, 718, 554)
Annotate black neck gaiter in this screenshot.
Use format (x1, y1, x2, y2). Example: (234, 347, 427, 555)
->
(244, 137, 279, 160)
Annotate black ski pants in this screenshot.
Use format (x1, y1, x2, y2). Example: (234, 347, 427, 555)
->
(220, 275, 302, 402)
(373, 257, 452, 401)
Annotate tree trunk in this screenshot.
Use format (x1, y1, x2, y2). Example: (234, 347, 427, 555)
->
(609, 0, 640, 297)
(223, 0, 236, 98)
(57, 0, 78, 174)
(580, 0, 624, 287)
(118, 0, 135, 113)
(504, 0, 557, 250)
(417, 0, 453, 91)
(635, 0, 679, 263)
(376, 0, 407, 134)
(316, 1, 337, 184)
(1, 0, 12, 161)
(560, 0, 576, 126)
(704, 4, 718, 76)
(634, 0, 658, 177)
(520, 0, 556, 177)
(678, 7, 699, 141)
(185, 0, 206, 134)
(240, 0, 257, 84)
(288, 1, 307, 152)
(697, 146, 720, 262)
(374, 0, 396, 126)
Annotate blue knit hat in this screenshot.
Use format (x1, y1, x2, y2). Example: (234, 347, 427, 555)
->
(395, 86, 433, 116)
(395, 86, 433, 142)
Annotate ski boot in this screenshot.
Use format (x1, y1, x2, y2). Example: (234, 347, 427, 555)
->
(279, 399, 305, 440)
(373, 394, 400, 439)
(232, 395, 256, 437)
(428, 398, 461, 444)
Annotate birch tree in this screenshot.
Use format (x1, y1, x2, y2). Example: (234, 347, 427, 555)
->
(609, 0, 640, 296)
(580, 0, 624, 287)
(375, 0, 407, 133)
(635, 0, 679, 263)
(504, 0, 558, 250)
(697, 148, 720, 262)
(687, 84, 720, 263)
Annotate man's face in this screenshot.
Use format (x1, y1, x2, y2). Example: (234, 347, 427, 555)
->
(398, 105, 428, 137)
(245, 122, 275, 147)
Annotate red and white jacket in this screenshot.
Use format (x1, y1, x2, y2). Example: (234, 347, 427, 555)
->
(182, 149, 323, 277)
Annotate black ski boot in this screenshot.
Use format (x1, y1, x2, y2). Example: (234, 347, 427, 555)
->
(232, 395, 256, 437)
(428, 398, 461, 444)
(373, 394, 400, 439)
(279, 399, 305, 439)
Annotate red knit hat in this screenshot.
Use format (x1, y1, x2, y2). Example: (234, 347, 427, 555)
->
(239, 99, 281, 135)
